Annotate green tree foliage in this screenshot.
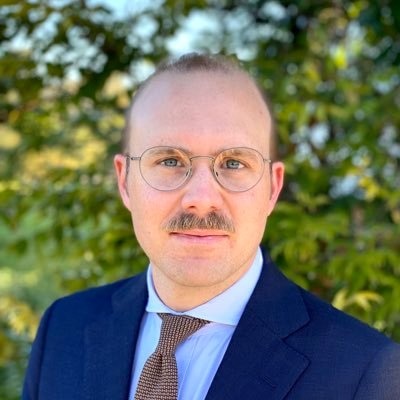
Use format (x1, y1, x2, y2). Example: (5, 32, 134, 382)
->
(1, 0, 399, 398)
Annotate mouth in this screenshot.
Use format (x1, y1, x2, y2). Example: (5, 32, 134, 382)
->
(169, 230, 230, 243)
(170, 229, 229, 236)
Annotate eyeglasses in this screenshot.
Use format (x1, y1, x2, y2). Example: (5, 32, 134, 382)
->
(125, 146, 272, 192)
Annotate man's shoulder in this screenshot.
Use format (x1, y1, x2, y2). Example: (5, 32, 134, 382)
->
(259, 252, 395, 347)
(258, 251, 396, 350)
(46, 271, 147, 326)
(292, 287, 400, 398)
(298, 285, 395, 350)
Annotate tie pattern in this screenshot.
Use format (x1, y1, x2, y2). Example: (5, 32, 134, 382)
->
(134, 313, 209, 400)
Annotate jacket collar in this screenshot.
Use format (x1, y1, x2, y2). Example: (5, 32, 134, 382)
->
(83, 272, 147, 400)
(206, 250, 310, 400)
(83, 250, 310, 400)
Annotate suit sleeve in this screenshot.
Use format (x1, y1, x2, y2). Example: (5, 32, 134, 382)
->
(22, 303, 55, 400)
(354, 341, 400, 400)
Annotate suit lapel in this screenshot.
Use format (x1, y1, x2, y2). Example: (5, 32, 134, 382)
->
(83, 273, 147, 400)
(206, 252, 310, 400)
(81, 251, 310, 400)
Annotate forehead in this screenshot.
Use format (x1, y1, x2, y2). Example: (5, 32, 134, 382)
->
(128, 70, 272, 154)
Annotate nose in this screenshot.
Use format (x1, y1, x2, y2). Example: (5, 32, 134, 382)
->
(180, 158, 224, 215)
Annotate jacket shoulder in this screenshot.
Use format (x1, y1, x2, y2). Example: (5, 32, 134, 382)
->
(285, 286, 400, 398)
(47, 272, 147, 327)
(299, 287, 393, 348)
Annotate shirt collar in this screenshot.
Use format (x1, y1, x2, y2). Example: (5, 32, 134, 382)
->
(145, 247, 263, 326)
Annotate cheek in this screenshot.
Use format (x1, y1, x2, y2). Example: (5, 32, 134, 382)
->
(130, 193, 153, 223)
(237, 189, 270, 229)
(130, 196, 159, 250)
(127, 184, 153, 227)
(128, 184, 173, 232)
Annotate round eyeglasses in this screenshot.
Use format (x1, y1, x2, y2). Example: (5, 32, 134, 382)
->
(125, 146, 272, 192)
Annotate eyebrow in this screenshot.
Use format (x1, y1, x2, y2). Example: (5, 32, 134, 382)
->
(148, 147, 184, 156)
(163, 146, 233, 158)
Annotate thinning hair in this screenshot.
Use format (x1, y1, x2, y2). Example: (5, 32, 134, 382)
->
(122, 53, 277, 159)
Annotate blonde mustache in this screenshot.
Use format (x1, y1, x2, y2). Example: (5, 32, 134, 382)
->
(164, 211, 235, 233)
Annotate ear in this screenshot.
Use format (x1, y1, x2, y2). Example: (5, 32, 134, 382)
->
(114, 154, 132, 211)
(267, 161, 284, 216)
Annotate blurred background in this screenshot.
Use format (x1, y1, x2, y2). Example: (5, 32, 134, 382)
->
(1, 0, 399, 398)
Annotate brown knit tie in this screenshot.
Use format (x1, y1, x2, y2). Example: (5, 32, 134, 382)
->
(134, 313, 209, 400)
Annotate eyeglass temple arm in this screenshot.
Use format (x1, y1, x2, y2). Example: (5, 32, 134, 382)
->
(125, 155, 140, 161)
(265, 158, 273, 174)
(124, 154, 141, 176)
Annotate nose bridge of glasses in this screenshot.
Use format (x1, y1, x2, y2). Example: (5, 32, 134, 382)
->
(187, 155, 216, 173)
(186, 155, 218, 184)
(189, 154, 218, 172)
(189, 154, 215, 164)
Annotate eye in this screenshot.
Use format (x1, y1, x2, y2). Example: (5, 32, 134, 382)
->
(160, 158, 182, 167)
(223, 158, 244, 169)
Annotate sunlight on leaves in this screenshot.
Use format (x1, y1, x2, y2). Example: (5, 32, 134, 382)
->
(0, 125, 21, 150)
(333, 288, 383, 312)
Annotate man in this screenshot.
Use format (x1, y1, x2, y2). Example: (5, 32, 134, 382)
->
(23, 53, 400, 400)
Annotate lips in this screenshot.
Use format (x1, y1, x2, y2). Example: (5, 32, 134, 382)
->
(169, 230, 229, 244)
(171, 229, 228, 237)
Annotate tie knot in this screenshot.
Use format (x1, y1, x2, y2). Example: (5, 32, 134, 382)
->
(157, 313, 209, 355)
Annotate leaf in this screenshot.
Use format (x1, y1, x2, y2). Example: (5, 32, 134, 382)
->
(332, 289, 383, 312)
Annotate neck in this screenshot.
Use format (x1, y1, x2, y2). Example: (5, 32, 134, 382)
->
(153, 284, 224, 312)
(150, 258, 255, 312)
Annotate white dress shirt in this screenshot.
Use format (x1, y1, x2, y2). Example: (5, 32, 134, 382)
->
(128, 248, 263, 400)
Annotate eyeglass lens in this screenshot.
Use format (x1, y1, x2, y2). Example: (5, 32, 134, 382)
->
(135, 146, 267, 192)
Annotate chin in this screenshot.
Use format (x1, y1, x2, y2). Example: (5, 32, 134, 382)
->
(170, 258, 235, 287)
(173, 273, 226, 290)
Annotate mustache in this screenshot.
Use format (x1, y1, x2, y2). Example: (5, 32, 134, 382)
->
(163, 211, 235, 233)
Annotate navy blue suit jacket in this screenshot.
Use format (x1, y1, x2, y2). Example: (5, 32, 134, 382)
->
(23, 252, 400, 399)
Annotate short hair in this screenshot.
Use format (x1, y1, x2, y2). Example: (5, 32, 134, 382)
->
(122, 53, 277, 159)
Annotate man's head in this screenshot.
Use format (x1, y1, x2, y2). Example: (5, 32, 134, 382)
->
(114, 53, 284, 310)
(122, 53, 278, 159)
